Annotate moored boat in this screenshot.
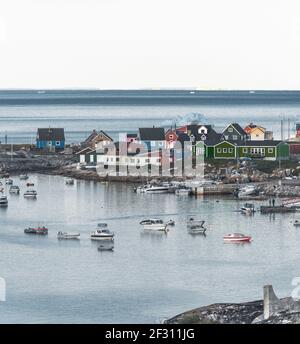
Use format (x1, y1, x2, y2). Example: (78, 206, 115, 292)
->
(223, 233, 252, 243)
(91, 229, 114, 241)
(187, 217, 206, 234)
(24, 226, 48, 235)
(282, 198, 300, 208)
(57, 231, 80, 239)
(293, 220, 300, 227)
(24, 189, 37, 198)
(65, 178, 74, 185)
(238, 185, 258, 198)
(240, 203, 255, 214)
(5, 178, 13, 185)
(140, 219, 168, 231)
(9, 185, 20, 194)
(19, 174, 29, 180)
(26, 182, 34, 187)
(98, 243, 114, 251)
(175, 187, 191, 196)
(0, 195, 8, 207)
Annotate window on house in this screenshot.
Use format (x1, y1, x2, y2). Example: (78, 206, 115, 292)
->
(56, 141, 60, 146)
(228, 148, 233, 153)
(268, 148, 274, 153)
(243, 148, 247, 153)
(217, 148, 221, 153)
(169, 135, 173, 139)
(228, 127, 233, 132)
(223, 148, 227, 153)
(224, 136, 229, 140)
(232, 135, 238, 140)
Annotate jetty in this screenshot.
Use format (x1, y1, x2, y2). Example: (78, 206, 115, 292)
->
(191, 184, 236, 196)
(260, 205, 297, 214)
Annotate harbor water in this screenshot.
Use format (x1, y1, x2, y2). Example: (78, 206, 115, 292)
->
(0, 174, 300, 323)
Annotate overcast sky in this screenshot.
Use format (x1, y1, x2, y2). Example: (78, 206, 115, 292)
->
(0, 0, 300, 89)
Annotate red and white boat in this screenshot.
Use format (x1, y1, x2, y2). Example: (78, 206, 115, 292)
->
(282, 198, 300, 208)
(223, 233, 252, 243)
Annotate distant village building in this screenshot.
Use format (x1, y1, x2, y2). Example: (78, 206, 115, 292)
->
(138, 127, 165, 151)
(222, 123, 248, 141)
(244, 123, 273, 141)
(36, 128, 65, 151)
(81, 130, 113, 150)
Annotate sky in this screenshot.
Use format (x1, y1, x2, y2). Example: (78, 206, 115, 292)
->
(0, 0, 300, 90)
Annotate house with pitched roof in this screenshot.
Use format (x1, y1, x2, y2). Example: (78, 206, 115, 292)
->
(222, 123, 248, 141)
(138, 127, 165, 151)
(81, 130, 113, 150)
(36, 128, 65, 151)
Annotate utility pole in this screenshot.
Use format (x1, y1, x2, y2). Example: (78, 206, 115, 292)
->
(280, 119, 284, 141)
(288, 118, 290, 140)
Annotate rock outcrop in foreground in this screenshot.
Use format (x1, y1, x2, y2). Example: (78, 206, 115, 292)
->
(165, 285, 300, 324)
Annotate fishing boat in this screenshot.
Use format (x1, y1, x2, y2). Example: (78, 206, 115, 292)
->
(240, 203, 255, 214)
(24, 226, 48, 235)
(65, 178, 74, 185)
(140, 219, 168, 231)
(9, 185, 20, 194)
(5, 178, 13, 185)
(223, 233, 252, 243)
(0, 195, 8, 206)
(24, 189, 37, 198)
(238, 185, 258, 198)
(19, 174, 29, 180)
(90, 229, 114, 241)
(57, 231, 80, 239)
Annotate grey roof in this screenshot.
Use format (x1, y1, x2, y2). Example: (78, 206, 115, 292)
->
(83, 130, 113, 144)
(219, 140, 284, 147)
(37, 128, 65, 141)
(139, 127, 165, 141)
(127, 133, 138, 138)
(223, 123, 247, 136)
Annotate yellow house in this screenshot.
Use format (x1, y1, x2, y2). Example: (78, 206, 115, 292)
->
(244, 123, 268, 141)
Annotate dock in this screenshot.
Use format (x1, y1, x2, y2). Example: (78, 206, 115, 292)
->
(260, 206, 297, 214)
(191, 184, 236, 195)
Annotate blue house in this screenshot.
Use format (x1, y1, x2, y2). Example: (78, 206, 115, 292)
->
(36, 128, 65, 151)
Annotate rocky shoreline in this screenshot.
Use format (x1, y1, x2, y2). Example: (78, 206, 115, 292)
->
(2, 155, 300, 197)
(165, 285, 300, 324)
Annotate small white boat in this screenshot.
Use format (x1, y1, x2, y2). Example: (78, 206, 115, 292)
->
(166, 219, 175, 226)
(65, 178, 74, 185)
(91, 229, 114, 241)
(175, 187, 191, 196)
(238, 185, 258, 198)
(135, 184, 172, 194)
(97, 223, 108, 228)
(57, 231, 80, 239)
(9, 185, 20, 194)
(0, 195, 8, 206)
(24, 189, 37, 198)
(293, 220, 300, 227)
(5, 179, 13, 185)
(187, 217, 205, 228)
(240, 203, 255, 214)
(98, 243, 114, 251)
(223, 233, 252, 243)
(19, 174, 29, 180)
(140, 219, 168, 231)
(187, 217, 206, 234)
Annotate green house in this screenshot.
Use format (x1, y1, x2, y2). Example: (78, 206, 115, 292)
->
(237, 141, 289, 161)
(214, 141, 237, 159)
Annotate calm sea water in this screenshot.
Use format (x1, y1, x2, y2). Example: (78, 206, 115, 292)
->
(1, 90, 300, 143)
(0, 174, 300, 323)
